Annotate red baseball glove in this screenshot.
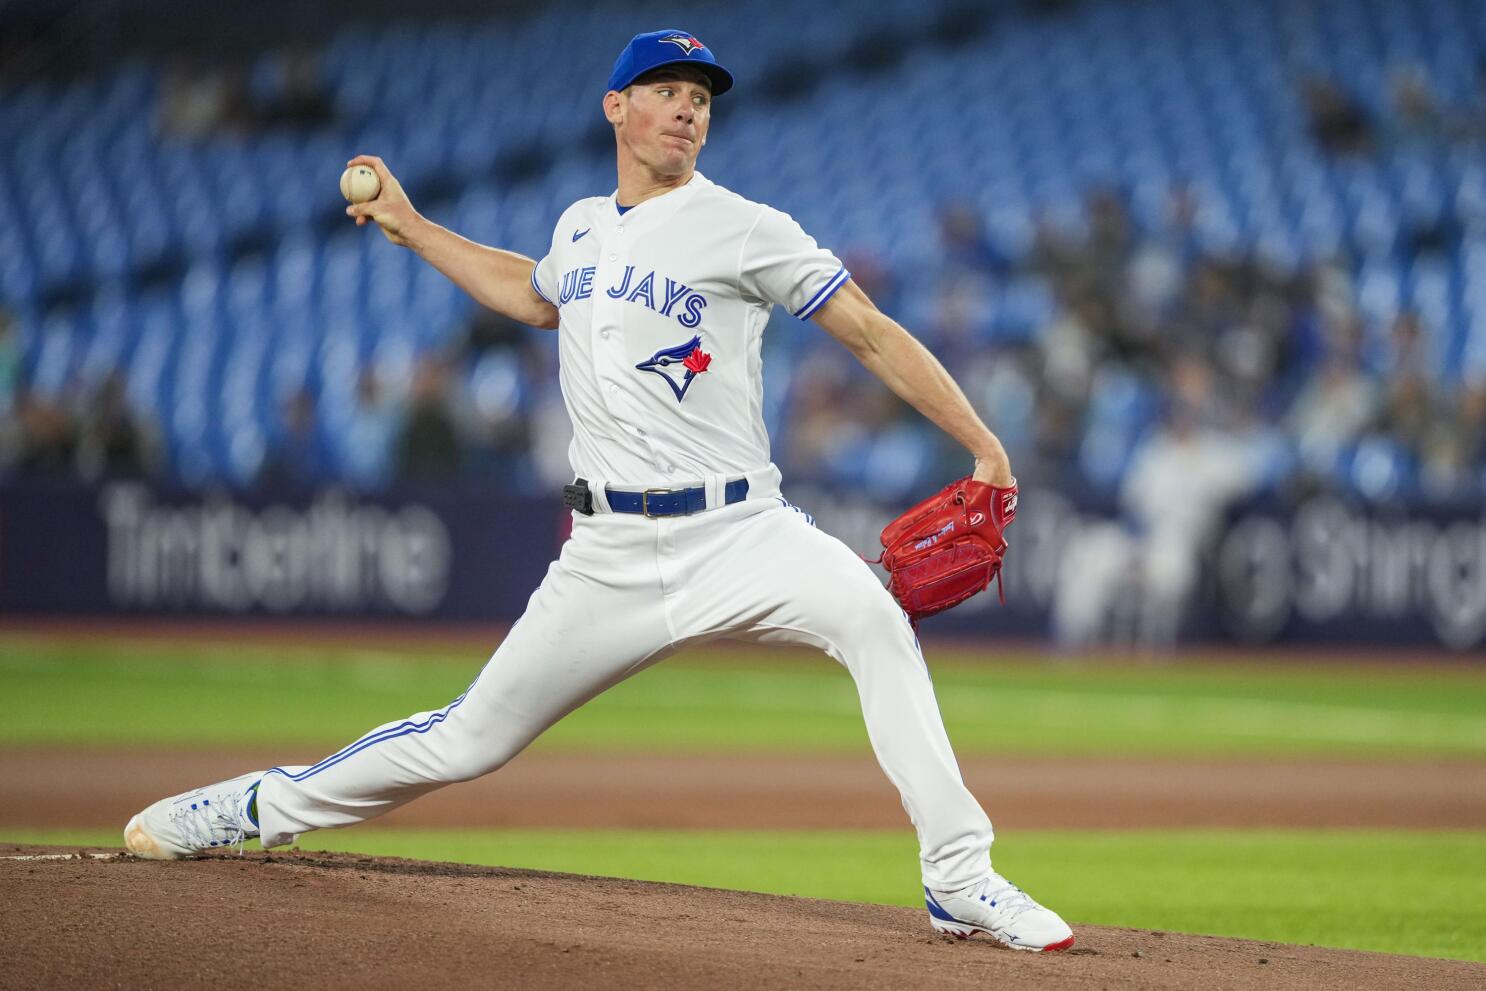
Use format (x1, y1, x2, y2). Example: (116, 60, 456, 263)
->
(872, 476, 1018, 626)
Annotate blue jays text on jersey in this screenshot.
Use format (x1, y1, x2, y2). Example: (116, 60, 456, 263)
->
(557, 264, 709, 328)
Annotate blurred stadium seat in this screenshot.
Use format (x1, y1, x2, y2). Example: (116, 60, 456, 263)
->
(3, 0, 1485, 500)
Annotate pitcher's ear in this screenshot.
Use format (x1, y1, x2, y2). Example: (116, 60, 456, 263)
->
(603, 89, 625, 125)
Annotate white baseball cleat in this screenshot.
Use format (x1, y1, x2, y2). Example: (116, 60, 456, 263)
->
(925, 871, 1075, 951)
(123, 771, 264, 860)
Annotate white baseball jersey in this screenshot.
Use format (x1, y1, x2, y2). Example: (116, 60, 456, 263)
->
(253, 170, 997, 894)
(529, 172, 849, 490)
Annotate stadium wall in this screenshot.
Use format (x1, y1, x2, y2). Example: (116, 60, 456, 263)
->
(3, 480, 1484, 650)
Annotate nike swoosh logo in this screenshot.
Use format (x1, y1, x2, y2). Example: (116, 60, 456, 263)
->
(572, 228, 590, 242)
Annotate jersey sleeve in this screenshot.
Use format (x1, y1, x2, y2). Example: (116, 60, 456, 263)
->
(737, 206, 850, 320)
(532, 205, 578, 305)
(531, 242, 558, 306)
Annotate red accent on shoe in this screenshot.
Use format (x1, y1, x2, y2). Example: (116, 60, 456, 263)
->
(1041, 935, 1076, 952)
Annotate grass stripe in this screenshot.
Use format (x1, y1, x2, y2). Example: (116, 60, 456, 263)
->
(7, 636, 1486, 755)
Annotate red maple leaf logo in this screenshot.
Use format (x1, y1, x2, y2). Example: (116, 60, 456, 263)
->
(683, 346, 712, 374)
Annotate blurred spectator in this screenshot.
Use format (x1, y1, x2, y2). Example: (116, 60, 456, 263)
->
(1287, 313, 1377, 480)
(157, 57, 218, 139)
(0, 309, 18, 417)
(1453, 55, 1486, 140)
(1302, 77, 1374, 155)
(840, 248, 901, 317)
(1421, 380, 1486, 499)
(340, 369, 399, 490)
(11, 388, 78, 478)
(1082, 189, 1135, 294)
(157, 57, 255, 139)
(777, 350, 864, 489)
(259, 388, 333, 488)
(936, 202, 1007, 282)
(923, 278, 991, 366)
(396, 354, 462, 482)
(1386, 65, 1445, 150)
(1125, 185, 1199, 326)
(258, 44, 335, 129)
(74, 372, 156, 481)
(1055, 358, 1259, 647)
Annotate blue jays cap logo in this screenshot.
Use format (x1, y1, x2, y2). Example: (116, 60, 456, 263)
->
(607, 29, 735, 96)
(636, 335, 712, 402)
(660, 34, 706, 55)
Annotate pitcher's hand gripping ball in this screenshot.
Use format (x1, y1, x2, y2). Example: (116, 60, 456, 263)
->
(340, 165, 380, 204)
(875, 476, 1018, 625)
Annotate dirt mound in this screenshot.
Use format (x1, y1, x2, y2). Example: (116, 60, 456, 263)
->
(3, 845, 1479, 991)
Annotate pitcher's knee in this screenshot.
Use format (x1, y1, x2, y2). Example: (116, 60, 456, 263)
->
(411, 713, 531, 783)
(821, 587, 918, 656)
(436, 732, 525, 782)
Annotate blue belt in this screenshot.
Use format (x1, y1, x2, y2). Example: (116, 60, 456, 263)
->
(606, 478, 749, 517)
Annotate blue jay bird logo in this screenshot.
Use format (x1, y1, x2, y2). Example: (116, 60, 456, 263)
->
(660, 34, 707, 55)
(635, 335, 712, 402)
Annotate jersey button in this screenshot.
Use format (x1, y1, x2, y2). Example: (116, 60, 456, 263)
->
(666, 465, 677, 474)
(600, 330, 610, 339)
(616, 226, 624, 234)
(608, 252, 617, 261)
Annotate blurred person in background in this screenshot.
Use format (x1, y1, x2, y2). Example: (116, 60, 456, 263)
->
(258, 44, 335, 130)
(1054, 356, 1259, 648)
(156, 57, 256, 139)
(395, 352, 461, 482)
(0, 309, 17, 416)
(775, 349, 864, 490)
(0, 312, 18, 470)
(11, 386, 78, 479)
(457, 309, 542, 483)
(1419, 379, 1486, 499)
(1287, 312, 1378, 487)
(339, 368, 399, 491)
(259, 387, 332, 489)
(1386, 65, 1446, 150)
(936, 202, 1008, 284)
(921, 277, 993, 371)
(1302, 76, 1375, 156)
(74, 371, 156, 482)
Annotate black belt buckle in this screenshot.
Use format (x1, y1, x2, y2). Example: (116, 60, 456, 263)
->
(641, 487, 678, 518)
(563, 478, 595, 516)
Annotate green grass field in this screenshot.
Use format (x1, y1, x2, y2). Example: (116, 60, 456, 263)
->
(3, 634, 1486, 756)
(3, 632, 1485, 963)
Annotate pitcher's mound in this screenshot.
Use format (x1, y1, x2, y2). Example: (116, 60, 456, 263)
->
(2, 845, 1479, 990)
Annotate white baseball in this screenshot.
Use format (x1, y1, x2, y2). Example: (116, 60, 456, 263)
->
(340, 165, 380, 204)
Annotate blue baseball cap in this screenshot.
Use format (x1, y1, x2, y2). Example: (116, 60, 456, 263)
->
(606, 29, 734, 97)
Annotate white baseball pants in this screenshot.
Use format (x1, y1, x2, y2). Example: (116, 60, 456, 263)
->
(256, 496, 996, 889)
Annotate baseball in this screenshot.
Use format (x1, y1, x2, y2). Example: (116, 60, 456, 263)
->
(340, 165, 380, 204)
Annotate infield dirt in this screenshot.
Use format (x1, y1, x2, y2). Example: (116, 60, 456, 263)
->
(3, 845, 1481, 991)
(3, 748, 1482, 830)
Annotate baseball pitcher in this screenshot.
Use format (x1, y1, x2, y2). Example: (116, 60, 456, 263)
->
(125, 29, 1073, 952)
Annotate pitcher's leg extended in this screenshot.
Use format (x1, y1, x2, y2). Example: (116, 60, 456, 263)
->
(126, 516, 674, 857)
(254, 594, 668, 847)
(677, 504, 1073, 951)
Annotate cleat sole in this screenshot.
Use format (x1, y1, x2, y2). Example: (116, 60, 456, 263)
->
(931, 919, 1075, 953)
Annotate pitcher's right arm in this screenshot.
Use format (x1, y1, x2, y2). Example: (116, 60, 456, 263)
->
(344, 155, 559, 330)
